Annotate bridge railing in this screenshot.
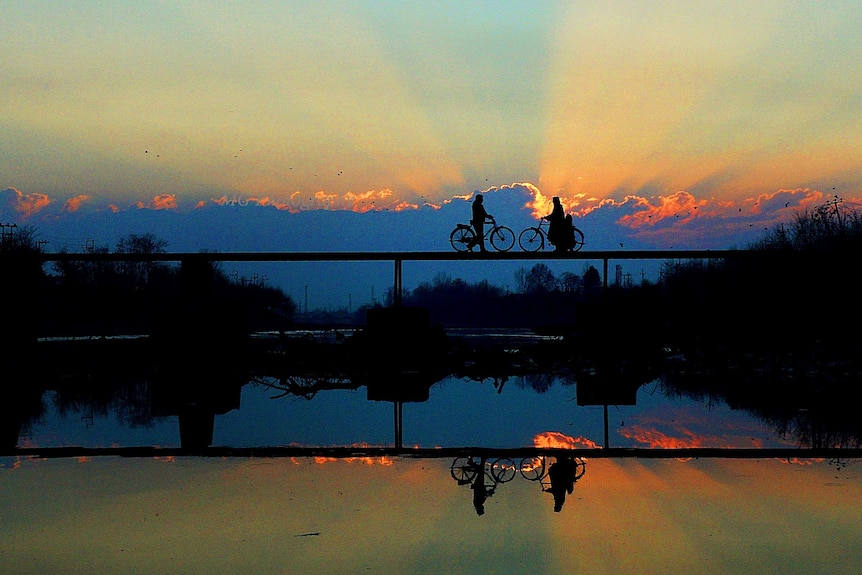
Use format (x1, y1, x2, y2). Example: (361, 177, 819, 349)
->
(39, 249, 746, 304)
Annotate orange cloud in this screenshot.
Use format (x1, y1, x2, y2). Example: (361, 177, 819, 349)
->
(619, 425, 705, 449)
(391, 200, 419, 212)
(210, 188, 408, 213)
(615, 191, 709, 228)
(583, 187, 834, 244)
(62, 195, 91, 213)
(2, 187, 51, 218)
(618, 423, 771, 450)
(519, 182, 569, 219)
(312, 453, 395, 466)
(135, 194, 178, 210)
(533, 431, 601, 450)
(206, 181, 541, 215)
(152, 194, 177, 210)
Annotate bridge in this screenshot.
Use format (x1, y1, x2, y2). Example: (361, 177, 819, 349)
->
(44, 248, 744, 303)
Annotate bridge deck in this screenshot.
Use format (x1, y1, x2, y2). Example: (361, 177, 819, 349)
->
(38, 248, 746, 296)
(41, 249, 743, 262)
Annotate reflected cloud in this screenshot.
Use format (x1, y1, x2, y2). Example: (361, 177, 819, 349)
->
(533, 431, 600, 450)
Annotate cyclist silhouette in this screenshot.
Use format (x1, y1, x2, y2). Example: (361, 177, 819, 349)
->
(543, 196, 568, 252)
(471, 456, 491, 515)
(547, 456, 576, 512)
(470, 194, 492, 252)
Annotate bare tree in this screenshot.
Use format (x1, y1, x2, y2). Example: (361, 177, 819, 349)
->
(516, 263, 557, 294)
(114, 233, 169, 286)
(558, 271, 581, 293)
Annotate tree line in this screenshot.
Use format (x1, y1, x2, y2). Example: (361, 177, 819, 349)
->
(3, 195, 860, 351)
(375, 264, 603, 328)
(0, 230, 296, 339)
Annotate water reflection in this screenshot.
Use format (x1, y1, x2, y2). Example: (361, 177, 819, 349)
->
(449, 455, 587, 514)
(5, 324, 862, 455)
(1, 456, 859, 574)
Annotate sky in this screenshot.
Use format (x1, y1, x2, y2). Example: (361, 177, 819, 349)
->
(4, 1, 862, 308)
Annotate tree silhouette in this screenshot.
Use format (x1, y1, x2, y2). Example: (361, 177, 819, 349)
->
(0, 224, 46, 345)
(114, 232, 169, 288)
(582, 265, 601, 294)
(516, 263, 556, 294)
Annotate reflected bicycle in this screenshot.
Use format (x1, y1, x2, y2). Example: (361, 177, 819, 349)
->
(450, 456, 517, 488)
(519, 455, 586, 490)
(449, 217, 515, 252)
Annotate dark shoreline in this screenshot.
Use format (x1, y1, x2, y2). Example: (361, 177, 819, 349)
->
(5, 445, 862, 460)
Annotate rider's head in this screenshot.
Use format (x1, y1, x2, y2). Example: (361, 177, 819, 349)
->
(475, 194, 483, 203)
(553, 196, 561, 205)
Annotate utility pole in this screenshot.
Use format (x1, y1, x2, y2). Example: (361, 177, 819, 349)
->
(0, 223, 17, 245)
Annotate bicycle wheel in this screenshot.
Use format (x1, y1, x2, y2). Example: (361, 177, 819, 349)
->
(571, 227, 585, 252)
(490, 226, 515, 252)
(519, 456, 546, 481)
(450, 456, 478, 483)
(518, 227, 544, 252)
(574, 458, 586, 480)
(490, 458, 516, 483)
(450, 226, 475, 252)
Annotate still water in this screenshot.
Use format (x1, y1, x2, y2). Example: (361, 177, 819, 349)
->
(2, 332, 861, 574)
(2, 456, 860, 574)
(12, 374, 797, 451)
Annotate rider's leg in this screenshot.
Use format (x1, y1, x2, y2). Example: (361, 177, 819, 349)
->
(473, 223, 486, 251)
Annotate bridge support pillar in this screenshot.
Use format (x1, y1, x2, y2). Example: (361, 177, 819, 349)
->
(393, 259, 402, 306)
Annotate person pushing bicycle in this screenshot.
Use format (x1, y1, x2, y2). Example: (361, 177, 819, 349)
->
(470, 194, 492, 252)
(543, 196, 576, 252)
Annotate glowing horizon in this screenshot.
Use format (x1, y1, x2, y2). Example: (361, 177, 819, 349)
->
(3, 2, 862, 225)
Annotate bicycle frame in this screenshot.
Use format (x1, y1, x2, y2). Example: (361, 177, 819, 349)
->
(518, 218, 585, 252)
(449, 217, 515, 252)
(518, 455, 586, 490)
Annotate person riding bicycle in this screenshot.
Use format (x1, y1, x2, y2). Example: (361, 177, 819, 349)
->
(470, 194, 492, 252)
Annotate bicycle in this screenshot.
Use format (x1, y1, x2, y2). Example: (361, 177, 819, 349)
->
(518, 455, 586, 490)
(450, 455, 517, 487)
(518, 218, 585, 252)
(449, 216, 515, 252)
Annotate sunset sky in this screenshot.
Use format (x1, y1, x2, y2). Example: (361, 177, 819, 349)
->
(4, 2, 862, 211)
(3, 2, 862, 307)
